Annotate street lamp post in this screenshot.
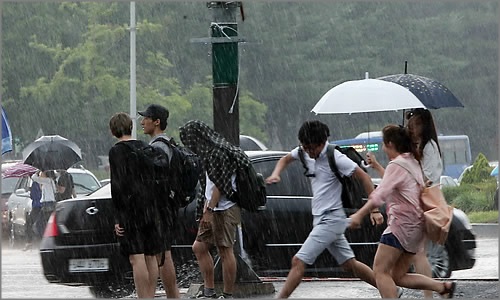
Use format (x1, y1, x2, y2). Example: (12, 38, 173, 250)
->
(130, 1, 137, 139)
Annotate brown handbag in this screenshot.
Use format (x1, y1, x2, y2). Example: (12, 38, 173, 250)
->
(391, 160, 453, 245)
(420, 184, 453, 245)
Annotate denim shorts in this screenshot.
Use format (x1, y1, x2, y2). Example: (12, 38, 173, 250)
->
(379, 233, 414, 254)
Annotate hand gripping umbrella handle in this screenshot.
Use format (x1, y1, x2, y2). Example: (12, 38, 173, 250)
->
(361, 160, 371, 169)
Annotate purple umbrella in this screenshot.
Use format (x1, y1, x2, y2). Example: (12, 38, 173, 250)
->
(2, 162, 38, 178)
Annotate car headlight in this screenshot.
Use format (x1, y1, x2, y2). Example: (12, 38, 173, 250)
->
(452, 207, 472, 230)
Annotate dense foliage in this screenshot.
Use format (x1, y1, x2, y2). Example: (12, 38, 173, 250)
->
(444, 153, 497, 212)
(2, 1, 498, 168)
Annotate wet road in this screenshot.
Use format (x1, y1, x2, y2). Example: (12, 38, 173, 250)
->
(1, 237, 497, 298)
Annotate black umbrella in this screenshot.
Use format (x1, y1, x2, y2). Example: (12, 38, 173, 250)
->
(377, 62, 463, 109)
(22, 135, 82, 171)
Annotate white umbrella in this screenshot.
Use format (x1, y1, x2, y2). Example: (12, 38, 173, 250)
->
(311, 78, 426, 115)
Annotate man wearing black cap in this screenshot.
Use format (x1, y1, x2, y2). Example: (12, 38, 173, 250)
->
(138, 104, 180, 298)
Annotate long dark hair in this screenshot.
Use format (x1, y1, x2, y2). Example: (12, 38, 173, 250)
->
(406, 108, 441, 157)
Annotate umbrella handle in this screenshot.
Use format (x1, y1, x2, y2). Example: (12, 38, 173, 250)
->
(361, 161, 371, 169)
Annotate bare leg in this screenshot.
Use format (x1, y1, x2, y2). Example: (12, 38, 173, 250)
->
(217, 245, 237, 295)
(130, 254, 155, 298)
(277, 256, 306, 298)
(341, 258, 377, 288)
(375, 244, 456, 298)
(413, 241, 433, 298)
(372, 243, 405, 298)
(145, 255, 159, 298)
(159, 250, 180, 298)
(193, 240, 215, 289)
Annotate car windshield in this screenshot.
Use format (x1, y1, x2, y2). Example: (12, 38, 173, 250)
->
(71, 173, 101, 194)
(1, 177, 19, 194)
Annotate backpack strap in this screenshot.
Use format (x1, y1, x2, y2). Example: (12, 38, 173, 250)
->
(152, 136, 174, 148)
(297, 148, 311, 176)
(298, 144, 343, 180)
(326, 144, 343, 182)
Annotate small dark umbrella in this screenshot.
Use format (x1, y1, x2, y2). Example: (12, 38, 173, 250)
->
(22, 135, 82, 171)
(377, 62, 464, 109)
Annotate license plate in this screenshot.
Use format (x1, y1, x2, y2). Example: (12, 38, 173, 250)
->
(68, 258, 109, 272)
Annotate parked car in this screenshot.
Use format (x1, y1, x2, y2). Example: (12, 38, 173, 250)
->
(440, 175, 458, 188)
(39, 151, 476, 297)
(7, 166, 102, 246)
(1, 160, 24, 236)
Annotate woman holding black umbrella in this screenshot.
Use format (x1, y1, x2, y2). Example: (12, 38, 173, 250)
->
(31, 170, 57, 236)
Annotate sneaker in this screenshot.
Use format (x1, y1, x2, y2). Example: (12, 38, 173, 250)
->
(218, 295, 233, 299)
(397, 287, 404, 298)
(192, 290, 217, 299)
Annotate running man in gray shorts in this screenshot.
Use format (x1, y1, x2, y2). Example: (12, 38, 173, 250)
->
(266, 120, 384, 299)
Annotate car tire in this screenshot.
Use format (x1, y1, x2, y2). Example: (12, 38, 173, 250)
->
(427, 241, 451, 278)
(88, 283, 134, 298)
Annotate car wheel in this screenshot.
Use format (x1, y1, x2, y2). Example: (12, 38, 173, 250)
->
(88, 283, 134, 298)
(427, 241, 451, 278)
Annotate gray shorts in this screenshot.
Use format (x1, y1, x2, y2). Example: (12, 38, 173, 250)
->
(295, 209, 354, 266)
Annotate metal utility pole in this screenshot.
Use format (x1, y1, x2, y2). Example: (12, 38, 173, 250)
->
(130, 1, 137, 139)
(189, 3, 274, 297)
(208, 1, 241, 145)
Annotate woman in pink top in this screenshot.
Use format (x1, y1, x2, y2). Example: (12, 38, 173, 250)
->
(349, 125, 456, 298)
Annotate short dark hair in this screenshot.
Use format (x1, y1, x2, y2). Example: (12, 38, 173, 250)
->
(109, 112, 132, 138)
(298, 120, 330, 145)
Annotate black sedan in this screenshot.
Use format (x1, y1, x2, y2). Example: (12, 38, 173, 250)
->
(39, 151, 476, 297)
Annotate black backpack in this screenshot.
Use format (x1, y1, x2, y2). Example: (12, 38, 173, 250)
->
(153, 137, 202, 209)
(298, 144, 369, 211)
(122, 142, 170, 194)
(230, 155, 267, 212)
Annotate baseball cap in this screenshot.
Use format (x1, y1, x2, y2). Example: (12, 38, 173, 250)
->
(138, 104, 169, 123)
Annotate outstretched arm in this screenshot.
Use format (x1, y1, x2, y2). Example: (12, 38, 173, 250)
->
(366, 152, 385, 177)
(265, 153, 294, 184)
(352, 166, 383, 225)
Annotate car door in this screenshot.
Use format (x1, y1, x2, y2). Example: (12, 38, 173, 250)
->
(244, 155, 313, 272)
(9, 176, 32, 231)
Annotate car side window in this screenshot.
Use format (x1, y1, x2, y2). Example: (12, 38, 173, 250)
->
(252, 159, 312, 197)
(17, 177, 29, 191)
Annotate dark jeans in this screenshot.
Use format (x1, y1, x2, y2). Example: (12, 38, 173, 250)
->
(39, 202, 56, 236)
(26, 206, 42, 243)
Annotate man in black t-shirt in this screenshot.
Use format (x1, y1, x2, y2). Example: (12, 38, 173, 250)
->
(108, 112, 165, 299)
(139, 104, 180, 298)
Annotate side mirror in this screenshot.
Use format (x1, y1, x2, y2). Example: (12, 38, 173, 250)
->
(15, 189, 29, 197)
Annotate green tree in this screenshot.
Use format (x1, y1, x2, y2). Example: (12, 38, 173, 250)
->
(461, 153, 496, 184)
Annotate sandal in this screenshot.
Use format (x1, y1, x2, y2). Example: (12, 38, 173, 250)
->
(439, 281, 456, 298)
